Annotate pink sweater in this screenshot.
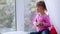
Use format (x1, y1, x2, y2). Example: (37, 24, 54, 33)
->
(33, 13, 51, 32)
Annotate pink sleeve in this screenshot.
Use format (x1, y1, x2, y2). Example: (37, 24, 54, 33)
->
(33, 15, 37, 26)
(43, 16, 51, 27)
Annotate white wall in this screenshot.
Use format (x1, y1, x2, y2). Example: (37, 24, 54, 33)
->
(44, 0, 60, 34)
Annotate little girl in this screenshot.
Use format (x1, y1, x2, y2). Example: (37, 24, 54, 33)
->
(30, 1, 51, 34)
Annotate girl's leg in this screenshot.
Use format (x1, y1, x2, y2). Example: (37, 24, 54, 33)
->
(30, 32, 38, 34)
(41, 29, 49, 34)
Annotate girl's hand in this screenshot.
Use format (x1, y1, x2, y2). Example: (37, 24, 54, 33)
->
(36, 22, 43, 27)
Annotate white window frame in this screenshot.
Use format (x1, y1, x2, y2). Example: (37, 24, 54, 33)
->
(16, 0, 24, 31)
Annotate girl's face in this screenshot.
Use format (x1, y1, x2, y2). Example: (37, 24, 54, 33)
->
(36, 6, 44, 13)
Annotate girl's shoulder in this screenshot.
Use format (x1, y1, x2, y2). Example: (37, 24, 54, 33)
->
(43, 14, 49, 19)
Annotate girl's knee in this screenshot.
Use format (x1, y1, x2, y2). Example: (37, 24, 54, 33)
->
(41, 30, 49, 34)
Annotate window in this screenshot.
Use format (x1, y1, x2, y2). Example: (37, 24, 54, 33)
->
(0, 0, 16, 33)
(24, 0, 37, 32)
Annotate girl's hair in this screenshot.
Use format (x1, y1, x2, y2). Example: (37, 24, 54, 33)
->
(36, 1, 47, 10)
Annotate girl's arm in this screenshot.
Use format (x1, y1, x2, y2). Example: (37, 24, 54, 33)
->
(42, 16, 51, 27)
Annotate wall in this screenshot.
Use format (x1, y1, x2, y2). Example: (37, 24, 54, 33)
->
(44, 0, 60, 34)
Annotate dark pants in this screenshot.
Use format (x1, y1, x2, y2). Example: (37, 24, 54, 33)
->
(30, 29, 49, 34)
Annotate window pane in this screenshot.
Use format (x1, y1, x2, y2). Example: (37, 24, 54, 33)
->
(24, 0, 37, 32)
(0, 0, 16, 33)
